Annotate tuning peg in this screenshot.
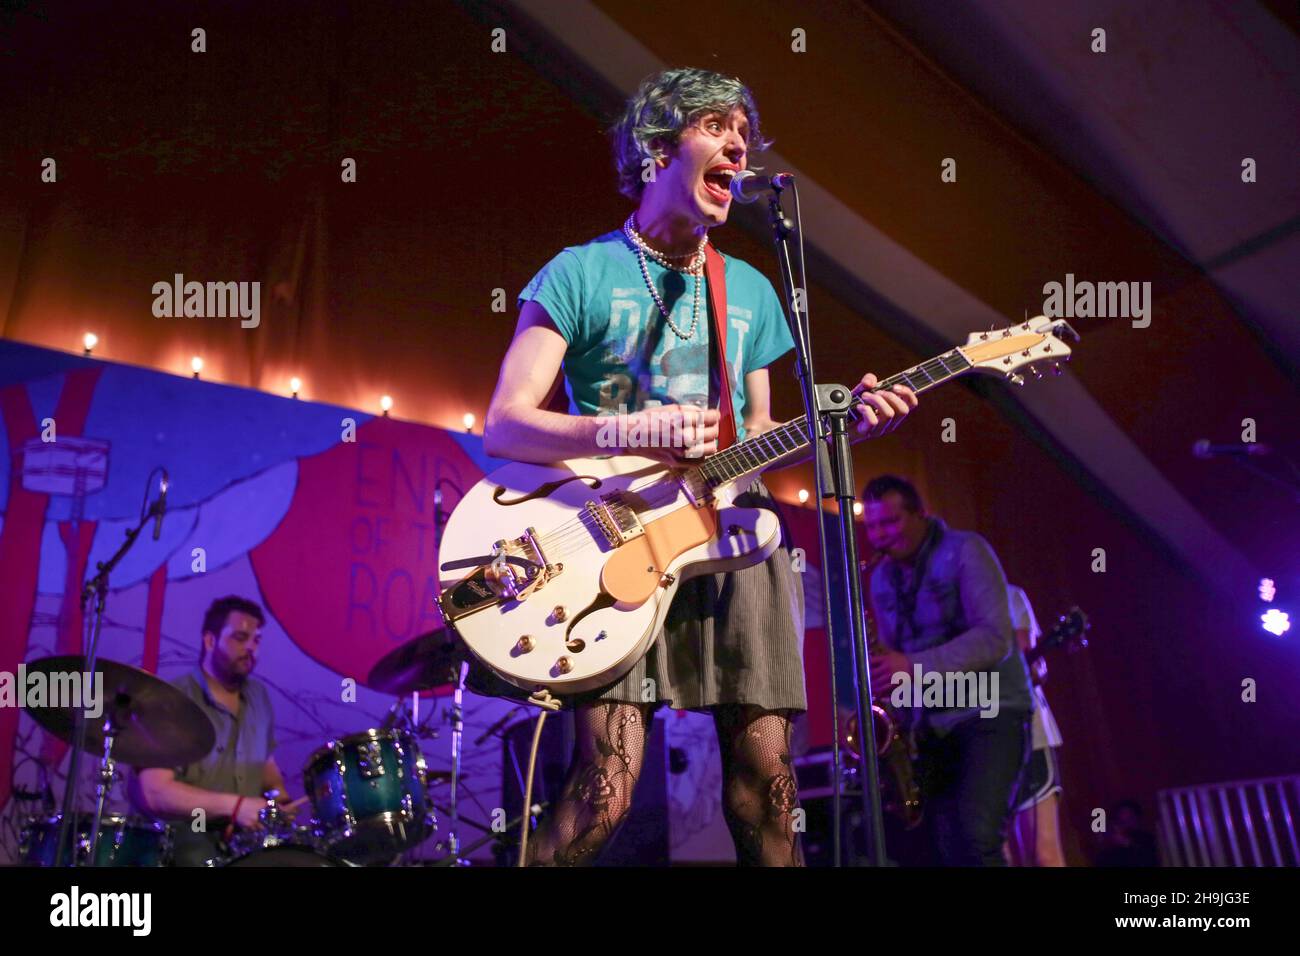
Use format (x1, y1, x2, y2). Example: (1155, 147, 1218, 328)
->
(1030, 365, 1043, 380)
(1052, 362, 1063, 376)
(1007, 372, 1025, 386)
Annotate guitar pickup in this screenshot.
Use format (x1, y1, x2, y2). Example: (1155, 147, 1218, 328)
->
(677, 469, 712, 506)
(586, 493, 645, 547)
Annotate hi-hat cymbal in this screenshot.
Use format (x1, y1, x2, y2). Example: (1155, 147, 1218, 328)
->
(366, 628, 467, 696)
(24, 655, 216, 767)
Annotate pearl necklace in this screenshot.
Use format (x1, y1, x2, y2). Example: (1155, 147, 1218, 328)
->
(623, 215, 706, 341)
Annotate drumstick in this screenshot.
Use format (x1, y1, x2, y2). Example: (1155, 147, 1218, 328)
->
(281, 795, 311, 809)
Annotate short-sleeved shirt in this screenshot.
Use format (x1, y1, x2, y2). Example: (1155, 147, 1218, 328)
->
(1008, 584, 1064, 750)
(519, 230, 795, 440)
(143, 667, 277, 865)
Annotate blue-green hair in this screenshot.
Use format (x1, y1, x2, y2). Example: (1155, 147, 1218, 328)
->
(609, 67, 773, 201)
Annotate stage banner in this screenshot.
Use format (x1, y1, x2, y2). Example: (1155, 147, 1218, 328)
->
(0, 340, 841, 865)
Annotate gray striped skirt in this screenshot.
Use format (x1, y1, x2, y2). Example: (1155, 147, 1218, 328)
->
(591, 477, 806, 712)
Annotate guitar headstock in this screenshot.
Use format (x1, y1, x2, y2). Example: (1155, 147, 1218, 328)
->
(959, 316, 1079, 386)
(1042, 606, 1090, 654)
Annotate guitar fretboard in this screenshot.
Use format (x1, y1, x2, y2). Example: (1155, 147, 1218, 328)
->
(698, 347, 972, 486)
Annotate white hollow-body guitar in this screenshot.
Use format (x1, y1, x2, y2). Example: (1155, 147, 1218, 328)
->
(438, 316, 1078, 696)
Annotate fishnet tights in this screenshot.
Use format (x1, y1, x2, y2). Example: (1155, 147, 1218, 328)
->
(525, 702, 804, 867)
(715, 706, 805, 867)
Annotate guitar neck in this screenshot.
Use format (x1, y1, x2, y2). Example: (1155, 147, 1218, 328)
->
(697, 346, 974, 486)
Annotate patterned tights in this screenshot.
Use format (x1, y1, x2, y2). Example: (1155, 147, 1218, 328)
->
(525, 702, 804, 867)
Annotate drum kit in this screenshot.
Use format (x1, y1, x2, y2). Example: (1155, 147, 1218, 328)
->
(15, 624, 509, 868)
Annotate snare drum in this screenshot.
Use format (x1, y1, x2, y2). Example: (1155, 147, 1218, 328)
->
(303, 728, 435, 864)
(20, 812, 170, 867)
(222, 845, 353, 867)
(225, 821, 323, 860)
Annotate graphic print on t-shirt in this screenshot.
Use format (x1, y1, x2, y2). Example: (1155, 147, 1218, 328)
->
(517, 231, 794, 441)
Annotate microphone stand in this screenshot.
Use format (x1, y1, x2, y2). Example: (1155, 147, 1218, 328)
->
(55, 473, 167, 866)
(760, 182, 888, 867)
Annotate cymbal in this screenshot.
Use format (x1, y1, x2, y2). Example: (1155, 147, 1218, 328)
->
(366, 627, 467, 696)
(24, 655, 216, 767)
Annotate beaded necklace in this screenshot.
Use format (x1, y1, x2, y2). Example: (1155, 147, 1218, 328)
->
(622, 214, 708, 341)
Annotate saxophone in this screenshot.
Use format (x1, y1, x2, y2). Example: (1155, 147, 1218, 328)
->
(844, 556, 923, 830)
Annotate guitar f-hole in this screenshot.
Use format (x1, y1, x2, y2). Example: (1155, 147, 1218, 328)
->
(493, 475, 602, 506)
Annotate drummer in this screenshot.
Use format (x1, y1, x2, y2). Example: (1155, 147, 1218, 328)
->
(130, 595, 295, 866)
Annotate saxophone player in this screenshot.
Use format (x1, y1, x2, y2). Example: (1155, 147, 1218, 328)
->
(861, 475, 1033, 866)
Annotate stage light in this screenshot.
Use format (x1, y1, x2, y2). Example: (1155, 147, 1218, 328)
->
(82, 332, 98, 356)
(463, 412, 476, 432)
(1261, 609, 1290, 637)
(798, 488, 809, 504)
(1259, 578, 1276, 602)
(191, 356, 204, 379)
(289, 377, 302, 399)
(380, 395, 393, 417)
(853, 501, 863, 516)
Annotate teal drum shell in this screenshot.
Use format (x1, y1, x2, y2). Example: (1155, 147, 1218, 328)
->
(302, 728, 435, 864)
(20, 813, 170, 867)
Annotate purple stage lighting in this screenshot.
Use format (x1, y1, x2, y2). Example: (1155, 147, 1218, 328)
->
(1260, 609, 1290, 637)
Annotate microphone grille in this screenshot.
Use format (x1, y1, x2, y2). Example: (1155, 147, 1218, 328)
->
(730, 169, 759, 203)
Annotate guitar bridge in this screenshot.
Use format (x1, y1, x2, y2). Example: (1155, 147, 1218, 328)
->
(586, 493, 645, 548)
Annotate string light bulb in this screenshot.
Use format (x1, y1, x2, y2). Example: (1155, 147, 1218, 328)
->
(191, 356, 204, 379)
(463, 412, 476, 432)
(289, 377, 302, 399)
(82, 333, 98, 356)
(797, 489, 809, 504)
(380, 395, 393, 417)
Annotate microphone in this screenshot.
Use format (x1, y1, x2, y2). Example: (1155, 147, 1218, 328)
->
(152, 470, 169, 541)
(380, 697, 404, 730)
(729, 169, 795, 204)
(474, 705, 525, 745)
(1192, 440, 1272, 459)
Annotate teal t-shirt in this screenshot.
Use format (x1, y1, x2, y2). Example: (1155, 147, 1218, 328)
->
(518, 230, 794, 441)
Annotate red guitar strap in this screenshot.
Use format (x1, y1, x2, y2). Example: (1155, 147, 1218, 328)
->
(703, 243, 738, 450)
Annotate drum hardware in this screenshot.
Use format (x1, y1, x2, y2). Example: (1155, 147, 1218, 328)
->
(25, 654, 216, 867)
(217, 790, 327, 864)
(52, 468, 172, 867)
(366, 624, 471, 865)
(424, 801, 549, 867)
